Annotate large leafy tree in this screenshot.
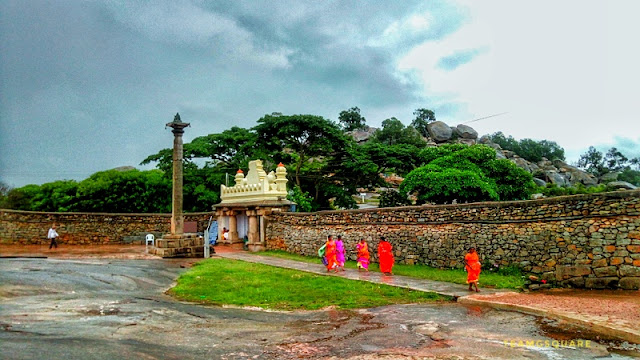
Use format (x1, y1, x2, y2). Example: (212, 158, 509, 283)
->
(577, 146, 640, 181)
(605, 147, 629, 172)
(577, 146, 607, 176)
(3, 184, 42, 211)
(140, 127, 259, 212)
(253, 113, 347, 188)
(410, 108, 436, 138)
(31, 180, 79, 212)
(488, 132, 565, 162)
(73, 169, 171, 213)
(338, 106, 367, 132)
(370, 117, 425, 147)
(400, 144, 535, 204)
(360, 142, 422, 177)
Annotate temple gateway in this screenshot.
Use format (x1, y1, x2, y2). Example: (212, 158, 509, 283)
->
(213, 160, 293, 251)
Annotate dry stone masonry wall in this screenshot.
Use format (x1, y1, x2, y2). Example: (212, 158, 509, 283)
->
(0, 210, 212, 245)
(265, 190, 640, 290)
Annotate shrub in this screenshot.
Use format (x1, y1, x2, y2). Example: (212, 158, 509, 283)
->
(378, 188, 411, 207)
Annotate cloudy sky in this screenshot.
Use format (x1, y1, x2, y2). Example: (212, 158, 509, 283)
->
(1, 0, 639, 187)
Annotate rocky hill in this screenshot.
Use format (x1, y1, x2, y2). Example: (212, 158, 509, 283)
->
(351, 121, 637, 191)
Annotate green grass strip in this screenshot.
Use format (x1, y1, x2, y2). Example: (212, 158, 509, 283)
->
(169, 258, 447, 310)
(257, 250, 525, 290)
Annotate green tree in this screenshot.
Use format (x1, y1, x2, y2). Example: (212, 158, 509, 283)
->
(410, 108, 436, 138)
(577, 146, 607, 176)
(3, 184, 41, 210)
(370, 118, 425, 147)
(360, 142, 423, 177)
(618, 168, 640, 186)
(488, 132, 565, 162)
(338, 106, 367, 132)
(400, 144, 534, 204)
(378, 188, 411, 208)
(604, 147, 629, 172)
(0, 181, 10, 208)
(400, 165, 499, 205)
(30, 180, 79, 212)
(253, 113, 346, 188)
(73, 169, 171, 213)
(287, 185, 315, 212)
(482, 159, 536, 201)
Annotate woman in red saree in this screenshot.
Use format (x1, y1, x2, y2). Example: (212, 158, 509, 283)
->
(356, 238, 370, 271)
(464, 247, 481, 292)
(325, 235, 338, 272)
(377, 236, 394, 275)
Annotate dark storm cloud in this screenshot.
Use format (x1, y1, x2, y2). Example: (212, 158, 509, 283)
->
(0, 0, 467, 187)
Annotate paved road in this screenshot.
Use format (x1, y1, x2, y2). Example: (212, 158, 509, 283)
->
(1, 258, 637, 359)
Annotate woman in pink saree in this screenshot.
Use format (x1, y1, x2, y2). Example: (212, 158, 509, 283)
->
(356, 238, 370, 271)
(335, 235, 346, 271)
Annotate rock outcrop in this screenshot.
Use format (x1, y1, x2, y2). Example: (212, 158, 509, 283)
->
(347, 120, 620, 190)
(427, 121, 453, 142)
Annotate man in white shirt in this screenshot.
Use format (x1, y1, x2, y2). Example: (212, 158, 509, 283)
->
(48, 224, 59, 249)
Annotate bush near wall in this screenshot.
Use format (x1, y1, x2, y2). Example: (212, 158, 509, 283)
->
(265, 190, 640, 290)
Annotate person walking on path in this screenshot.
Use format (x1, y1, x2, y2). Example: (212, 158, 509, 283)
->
(47, 224, 59, 250)
(356, 238, 370, 271)
(335, 235, 346, 271)
(318, 243, 328, 266)
(464, 247, 481, 292)
(377, 236, 394, 275)
(325, 235, 338, 272)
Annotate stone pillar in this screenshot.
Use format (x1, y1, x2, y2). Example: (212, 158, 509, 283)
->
(228, 211, 238, 243)
(151, 114, 202, 258)
(248, 209, 266, 252)
(166, 113, 190, 235)
(247, 210, 259, 245)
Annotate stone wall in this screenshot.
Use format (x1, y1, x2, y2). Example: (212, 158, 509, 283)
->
(265, 190, 640, 290)
(0, 210, 214, 245)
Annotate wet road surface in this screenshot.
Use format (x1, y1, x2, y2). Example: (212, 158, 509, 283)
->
(1, 258, 638, 359)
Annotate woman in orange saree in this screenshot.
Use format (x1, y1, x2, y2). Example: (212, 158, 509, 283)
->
(377, 237, 394, 275)
(464, 247, 481, 292)
(356, 238, 370, 271)
(325, 235, 338, 272)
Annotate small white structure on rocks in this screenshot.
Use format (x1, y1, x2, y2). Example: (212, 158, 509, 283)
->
(214, 160, 293, 251)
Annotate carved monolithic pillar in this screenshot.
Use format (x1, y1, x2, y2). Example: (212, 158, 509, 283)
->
(228, 211, 238, 243)
(247, 210, 259, 245)
(166, 113, 190, 235)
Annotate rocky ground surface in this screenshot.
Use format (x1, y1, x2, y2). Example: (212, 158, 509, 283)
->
(1, 257, 638, 359)
(460, 290, 640, 345)
(1, 245, 639, 359)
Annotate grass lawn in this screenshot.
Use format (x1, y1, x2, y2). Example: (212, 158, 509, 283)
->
(257, 250, 525, 290)
(169, 258, 448, 310)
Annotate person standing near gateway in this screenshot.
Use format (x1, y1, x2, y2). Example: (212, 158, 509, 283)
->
(47, 224, 59, 249)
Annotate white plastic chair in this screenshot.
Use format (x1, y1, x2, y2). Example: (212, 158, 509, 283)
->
(145, 234, 155, 247)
